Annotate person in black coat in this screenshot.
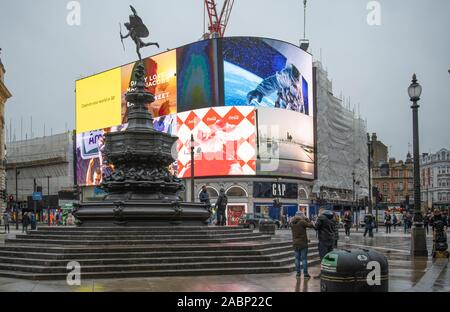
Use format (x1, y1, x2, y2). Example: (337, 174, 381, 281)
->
(363, 214, 375, 238)
(199, 185, 211, 207)
(215, 189, 228, 226)
(314, 209, 335, 278)
(343, 210, 353, 238)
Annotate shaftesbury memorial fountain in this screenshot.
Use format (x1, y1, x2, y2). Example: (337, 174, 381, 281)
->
(74, 6, 210, 226)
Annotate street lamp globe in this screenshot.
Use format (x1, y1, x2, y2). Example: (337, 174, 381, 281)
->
(408, 74, 422, 102)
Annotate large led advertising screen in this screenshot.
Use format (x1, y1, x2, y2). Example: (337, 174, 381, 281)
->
(223, 37, 313, 116)
(76, 50, 178, 133)
(177, 106, 256, 178)
(176, 40, 220, 112)
(121, 50, 177, 123)
(75, 37, 315, 183)
(257, 107, 314, 179)
(76, 115, 177, 186)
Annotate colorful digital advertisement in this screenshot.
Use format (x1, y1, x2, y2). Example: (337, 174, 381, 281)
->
(176, 106, 256, 178)
(257, 107, 314, 179)
(176, 39, 220, 113)
(223, 37, 313, 117)
(76, 115, 177, 186)
(121, 50, 177, 123)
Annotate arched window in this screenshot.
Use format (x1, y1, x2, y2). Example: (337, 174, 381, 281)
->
(226, 186, 248, 197)
(299, 188, 308, 199)
(198, 186, 219, 199)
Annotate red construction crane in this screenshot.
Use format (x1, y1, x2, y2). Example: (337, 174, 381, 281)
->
(204, 0, 235, 38)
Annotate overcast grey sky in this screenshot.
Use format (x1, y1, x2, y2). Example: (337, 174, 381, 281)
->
(1, 0, 449, 160)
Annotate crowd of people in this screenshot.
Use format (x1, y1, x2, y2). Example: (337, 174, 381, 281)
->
(289, 207, 449, 280)
(1, 210, 77, 234)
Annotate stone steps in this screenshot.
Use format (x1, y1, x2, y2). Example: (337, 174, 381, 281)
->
(15, 232, 265, 241)
(5, 235, 272, 246)
(0, 244, 301, 260)
(0, 226, 321, 280)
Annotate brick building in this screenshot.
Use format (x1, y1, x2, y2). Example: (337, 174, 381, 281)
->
(372, 154, 414, 209)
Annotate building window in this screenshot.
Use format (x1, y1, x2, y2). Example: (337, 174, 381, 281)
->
(226, 186, 248, 197)
(399, 170, 403, 178)
(399, 182, 404, 191)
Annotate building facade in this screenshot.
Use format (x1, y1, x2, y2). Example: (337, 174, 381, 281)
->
(372, 154, 414, 209)
(0, 53, 12, 213)
(371, 133, 388, 167)
(312, 61, 369, 212)
(6, 132, 75, 213)
(420, 148, 450, 211)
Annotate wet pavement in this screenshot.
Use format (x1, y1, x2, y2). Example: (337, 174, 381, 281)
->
(0, 227, 448, 292)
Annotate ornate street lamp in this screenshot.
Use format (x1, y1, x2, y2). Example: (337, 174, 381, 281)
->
(190, 134, 195, 203)
(367, 133, 373, 215)
(408, 73, 428, 256)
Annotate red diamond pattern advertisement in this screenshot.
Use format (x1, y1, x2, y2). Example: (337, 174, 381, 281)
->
(177, 106, 256, 178)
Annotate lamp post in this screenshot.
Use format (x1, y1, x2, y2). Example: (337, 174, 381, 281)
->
(190, 134, 195, 203)
(408, 74, 427, 256)
(47, 176, 51, 226)
(367, 133, 373, 214)
(15, 168, 20, 230)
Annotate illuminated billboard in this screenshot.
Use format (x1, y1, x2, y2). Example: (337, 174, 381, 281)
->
(121, 50, 177, 123)
(75, 37, 315, 182)
(257, 107, 314, 179)
(76, 115, 177, 186)
(75, 68, 122, 133)
(176, 40, 220, 112)
(223, 37, 313, 116)
(176, 106, 256, 178)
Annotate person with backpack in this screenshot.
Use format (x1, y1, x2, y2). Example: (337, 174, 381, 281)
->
(215, 188, 228, 226)
(314, 208, 335, 278)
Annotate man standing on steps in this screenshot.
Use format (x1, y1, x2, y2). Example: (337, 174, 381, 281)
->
(291, 211, 315, 279)
(199, 185, 211, 208)
(215, 188, 228, 226)
(314, 208, 335, 279)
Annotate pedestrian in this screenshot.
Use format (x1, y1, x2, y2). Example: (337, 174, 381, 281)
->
(22, 212, 30, 234)
(199, 185, 211, 208)
(314, 208, 335, 279)
(215, 188, 228, 226)
(363, 214, 374, 238)
(423, 213, 430, 234)
(332, 212, 339, 248)
(402, 212, 408, 234)
(393, 213, 398, 231)
(343, 211, 352, 238)
(30, 211, 36, 230)
(2, 210, 10, 234)
(384, 211, 392, 234)
(291, 211, 315, 279)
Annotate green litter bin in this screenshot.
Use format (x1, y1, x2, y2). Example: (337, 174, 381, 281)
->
(320, 248, 389, 292)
